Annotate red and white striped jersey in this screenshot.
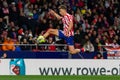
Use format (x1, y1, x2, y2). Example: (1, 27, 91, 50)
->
(62, 13, 74, 36)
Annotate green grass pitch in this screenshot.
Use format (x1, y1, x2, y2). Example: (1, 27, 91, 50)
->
(0, 76, 120, 80)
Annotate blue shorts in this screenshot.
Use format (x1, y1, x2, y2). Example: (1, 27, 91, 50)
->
(58, 30, 74, 45)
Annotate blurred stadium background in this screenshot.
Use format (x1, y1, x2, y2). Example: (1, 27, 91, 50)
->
(0, 0, 120, 59)
(0, 0, 120, 79)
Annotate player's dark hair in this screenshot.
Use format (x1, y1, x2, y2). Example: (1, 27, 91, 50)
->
(58, 5, 67, 10)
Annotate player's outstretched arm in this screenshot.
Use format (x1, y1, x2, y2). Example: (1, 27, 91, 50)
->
(49, 10, 62, 20)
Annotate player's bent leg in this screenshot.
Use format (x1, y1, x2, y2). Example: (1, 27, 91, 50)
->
(68, 45, 80, 54)
(49, 29, 58, 36)
(43, 29, 58, 38)
(37, 29, 59, 43)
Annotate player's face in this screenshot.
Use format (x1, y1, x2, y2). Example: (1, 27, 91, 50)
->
(59, 9, 65, 16)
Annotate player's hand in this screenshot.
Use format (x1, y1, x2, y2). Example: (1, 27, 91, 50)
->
(48, 9, 55, 15)
(48, 9, 55, 18)
(50, 10, 55, 14)
(65, 31, 69, 37)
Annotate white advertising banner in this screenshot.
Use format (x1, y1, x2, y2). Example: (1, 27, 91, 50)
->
(0, 59, 10, 75)
(0, 59, 120, 75)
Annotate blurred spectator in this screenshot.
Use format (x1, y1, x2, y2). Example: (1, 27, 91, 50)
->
(18, 28, 24, 35)
(74, 8, 81, 24)
(81, 35, 89, 46)
(94, 52, 103, 59)
(47, 37, 56, 51)
(93, 38, 101, 52)
(114, 35, 120, 45)
(0, 18, 8, 34)
(103, 16, 109, 28)
(108, 27, 115, 37)
(9, 4, 19, 25)
(1, 1, 9, 24)
(9, 21, 16, 28)
(2, 36, 15, 51)
(26, 12, 39, 35)
(111, 39, 119, 48)
(105, 39, 110, 46)
(1, 53, 7, 58)
(18, 0, 23, 11)
(33, 10, 39, 20)
(91, 30, 97, 43)
(15, 42, 21, 51)
(83, 40, 94, 52)
(8, 27, 17, 40)
(20, 38, 30, 50)
(77, 0, 85, 8)
(74, 29, 81, 44)
(100, 35, 106, 45)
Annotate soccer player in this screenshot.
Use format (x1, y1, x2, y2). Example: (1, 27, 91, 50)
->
(38, 5, 84, 54)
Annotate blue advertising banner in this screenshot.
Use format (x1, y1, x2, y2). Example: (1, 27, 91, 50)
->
(0, 51, 107, 59)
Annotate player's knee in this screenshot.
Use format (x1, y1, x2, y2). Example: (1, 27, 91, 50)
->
(48, 29, 52, 32)
(47, 29, 52, 33)
(69, 50, 76, 54)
